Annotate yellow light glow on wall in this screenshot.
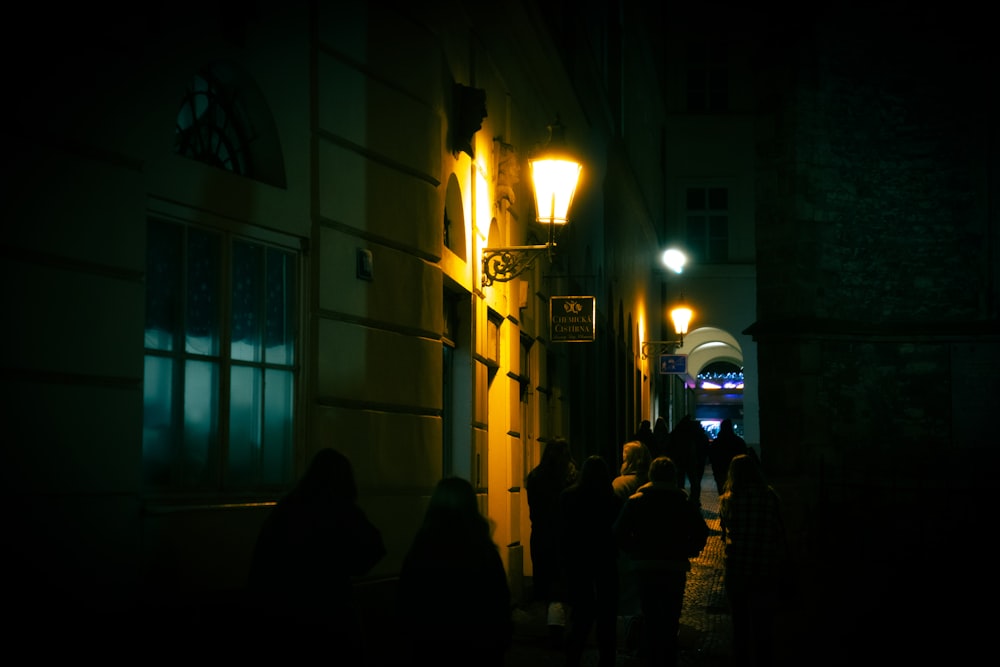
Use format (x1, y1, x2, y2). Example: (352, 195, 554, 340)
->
(475, 160, 491, 238)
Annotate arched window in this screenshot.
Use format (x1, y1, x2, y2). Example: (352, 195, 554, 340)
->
(174, 62, 286, 188)
(175, 68, 250, 175)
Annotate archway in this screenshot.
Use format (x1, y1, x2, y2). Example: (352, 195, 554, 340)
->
(677, 327, 746, 440)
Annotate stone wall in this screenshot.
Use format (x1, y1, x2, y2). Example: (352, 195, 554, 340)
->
(751, 8, 998, 579)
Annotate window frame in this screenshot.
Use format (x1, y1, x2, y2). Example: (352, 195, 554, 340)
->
(685, 39, 729, 114)
(175, 69, 252, 176)
(142, 215, 303, 497)
(684, 185, 730, 264)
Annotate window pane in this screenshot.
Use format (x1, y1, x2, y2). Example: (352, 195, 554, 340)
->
(709, 216, 728, 236)
(143, 355, 174, 485)
(232, 241, 263, 362)
(709, 239, 729, 262)
(183, 360, 219, 487)
(186, 229, 221, 356)
(709, 188, 728, 209)
(686, 188, 705, 210)
(265, 248, 296, 365)
(263, 369, 294, 485)
(145, 220, 182, 351)
(487, 315, 501, 364)
(687, 215, 707, 237)
(229, 365, 262, 486)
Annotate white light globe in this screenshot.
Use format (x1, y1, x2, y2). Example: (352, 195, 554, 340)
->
(662, 248, 687, 274)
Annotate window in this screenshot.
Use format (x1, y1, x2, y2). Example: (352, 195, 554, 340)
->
(174, 63, 287, 188)
(519, 334, 533, 402)
(143, 218, 299, 492)
(685, 186, 729, 263)
(686, 41, 729, 113)
(486, 310, 503, 369)
(175, 69, 251, 175)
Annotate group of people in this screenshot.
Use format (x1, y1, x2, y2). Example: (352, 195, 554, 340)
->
(525, 435, 707, 667)
(246, 448, 511, 666)
(246, 417, 788, 667)
(527, 420, 787, 667)
(634, 415, 753, 502)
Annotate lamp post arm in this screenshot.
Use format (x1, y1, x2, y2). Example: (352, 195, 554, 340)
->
(482, 243, 555, 286)
(641, 339, 684, 359)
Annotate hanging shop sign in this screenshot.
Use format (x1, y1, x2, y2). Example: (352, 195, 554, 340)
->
(550, 296, 595, 342)
(659, 354, 687, 374)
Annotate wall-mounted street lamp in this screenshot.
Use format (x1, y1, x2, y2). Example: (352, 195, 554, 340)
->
(641, 299, 695, 359)
(482, 117, 582, 286)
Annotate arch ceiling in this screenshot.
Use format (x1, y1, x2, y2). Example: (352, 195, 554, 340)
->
(676, 326, 743, 378)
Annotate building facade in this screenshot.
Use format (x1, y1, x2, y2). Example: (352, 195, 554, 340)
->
(3, 2, 704, 638)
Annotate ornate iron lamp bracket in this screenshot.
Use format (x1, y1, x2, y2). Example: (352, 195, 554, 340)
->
(481, 243, 554, 286)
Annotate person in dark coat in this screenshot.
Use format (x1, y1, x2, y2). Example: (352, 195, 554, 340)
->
(526, 437, 578, 645)
(559, 455, 622, 667)
(632, 419, 655, 452)
(719, 454, 790, 667)
(247, 448, 386, 650)
(665, 416, 695, 492)
(396, 476, 513, 667)
(709, 418, 749, 494)
(614, 456, 709, 667)
(651, 416, 671, 460)
(612, 439, 652, 656)
(688, 418, 710, 506)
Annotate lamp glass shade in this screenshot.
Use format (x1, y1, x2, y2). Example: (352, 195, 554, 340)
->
(531, 157, 581, 225)
(670, 306, 693, 336)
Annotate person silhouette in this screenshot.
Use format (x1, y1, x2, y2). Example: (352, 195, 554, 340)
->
(526, 437, 578, 646)
(719, 454, 790, 667)
(396, 476, 512, 667)
(632, 419, 655, 452)
(612, 439, 652, 656)
(559, 455, 622, 667)
(247, 448, 386, 651)
(710, 418, 749, 495)
(665, 416, 695, 493)
(613, 440, 652, 502)
(669, 415, 709, 506)
(614, 456, 709, 667)
(687, 417, 710, 507)
(651, 416, 671, 460)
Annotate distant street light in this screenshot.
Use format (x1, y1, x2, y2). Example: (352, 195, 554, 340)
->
(641, 297, 695, 359)
(662, 247, 687, 274)
(670, 300, 693, 342)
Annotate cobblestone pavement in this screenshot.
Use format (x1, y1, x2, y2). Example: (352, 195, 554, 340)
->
(505, 471, 734, 667)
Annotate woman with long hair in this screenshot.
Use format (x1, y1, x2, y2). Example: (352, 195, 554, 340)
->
(247, 448, 386, 652)
(396, 476, 512, 667)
